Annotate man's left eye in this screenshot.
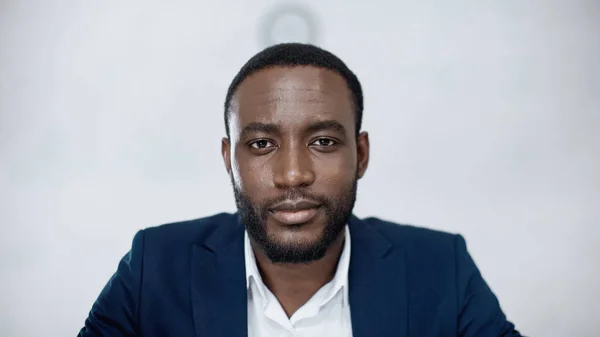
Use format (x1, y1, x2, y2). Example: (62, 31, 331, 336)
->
(311, 138, 336, 147)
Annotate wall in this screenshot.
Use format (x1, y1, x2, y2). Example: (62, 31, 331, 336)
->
(1, 1, 599, 336)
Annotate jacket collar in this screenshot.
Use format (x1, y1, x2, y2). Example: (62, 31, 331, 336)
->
(190, 213, 407, 337)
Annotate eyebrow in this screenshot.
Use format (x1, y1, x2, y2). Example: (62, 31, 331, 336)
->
(306, 120, 346, 134)
(240, 122, 280, 139)
(239, 120, 347, 139)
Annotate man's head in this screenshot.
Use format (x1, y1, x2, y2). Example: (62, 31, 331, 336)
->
(222, 43, 369, 264)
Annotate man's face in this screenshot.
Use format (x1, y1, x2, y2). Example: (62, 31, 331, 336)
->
(222, 66, 369, 264)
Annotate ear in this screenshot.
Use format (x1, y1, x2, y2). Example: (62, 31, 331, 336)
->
(221, 137, 232, 175)
(356, 131, 370, 179)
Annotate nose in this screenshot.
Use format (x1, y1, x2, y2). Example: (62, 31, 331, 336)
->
(273, 145, 316, 189)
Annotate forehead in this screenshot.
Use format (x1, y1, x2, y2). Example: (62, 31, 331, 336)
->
(230, 66, 354, 132)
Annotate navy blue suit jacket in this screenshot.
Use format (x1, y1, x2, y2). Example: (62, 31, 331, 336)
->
(78, 213, 521, 336)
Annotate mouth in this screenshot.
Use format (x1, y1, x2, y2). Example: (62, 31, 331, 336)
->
(268, 199, 322, 225)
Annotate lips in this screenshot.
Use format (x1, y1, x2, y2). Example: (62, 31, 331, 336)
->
(269, 199, 321, 225)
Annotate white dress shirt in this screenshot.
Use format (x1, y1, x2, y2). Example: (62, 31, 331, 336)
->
(245, 226, 353, 337)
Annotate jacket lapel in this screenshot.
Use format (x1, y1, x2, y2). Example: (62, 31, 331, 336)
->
(348, 215, 408, 337)
(191, 214, 247, 337)
(189, 214, 408, 337)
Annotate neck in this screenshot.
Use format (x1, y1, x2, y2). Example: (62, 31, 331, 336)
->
(250, 230, 346, 317)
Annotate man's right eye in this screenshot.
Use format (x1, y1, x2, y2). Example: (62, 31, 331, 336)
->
(249, 140, 275, 149)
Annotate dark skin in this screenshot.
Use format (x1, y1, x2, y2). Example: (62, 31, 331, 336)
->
(222, 66, 370, 317)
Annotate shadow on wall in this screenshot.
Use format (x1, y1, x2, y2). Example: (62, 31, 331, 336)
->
(258, 3, 320, 48)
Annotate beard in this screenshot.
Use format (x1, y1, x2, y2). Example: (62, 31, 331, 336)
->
(232, 178, 357, 264)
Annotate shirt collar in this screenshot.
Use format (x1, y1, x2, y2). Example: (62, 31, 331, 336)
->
(244, 225, 351, 306)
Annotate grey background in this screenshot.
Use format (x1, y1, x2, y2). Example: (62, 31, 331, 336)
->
(1, 0, 599, 336)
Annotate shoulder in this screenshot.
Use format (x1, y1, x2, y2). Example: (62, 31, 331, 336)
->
(363, 216, 458, 245)
(360, 216, 467, 295)
(140, 212, 238, 250)
(361, 216, 462, 260)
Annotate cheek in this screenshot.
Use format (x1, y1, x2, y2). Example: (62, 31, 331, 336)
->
(233, 154, 274, 193)
(314, 153, 357, 186)
(230, 158, 244, 189)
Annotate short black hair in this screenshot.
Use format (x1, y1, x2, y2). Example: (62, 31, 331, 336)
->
(223, 43, 363, 138)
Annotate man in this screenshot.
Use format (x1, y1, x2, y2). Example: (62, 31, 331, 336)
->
(78, 43, 522, 336)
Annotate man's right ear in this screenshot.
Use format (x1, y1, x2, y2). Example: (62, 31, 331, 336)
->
(221, 137, 232, 174)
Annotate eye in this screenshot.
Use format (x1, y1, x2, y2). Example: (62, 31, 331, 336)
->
(249, 139, 275, 149)
(310, 138, 337, 147)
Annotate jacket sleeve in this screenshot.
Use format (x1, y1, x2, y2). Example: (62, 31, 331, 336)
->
(78, 230, 145, 337)
(455, 234, 523, 337)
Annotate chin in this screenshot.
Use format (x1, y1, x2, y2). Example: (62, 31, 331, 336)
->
(268, 220, 324, 240)
(270, 229, 322, 246)
(265, 240, 328, 264)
